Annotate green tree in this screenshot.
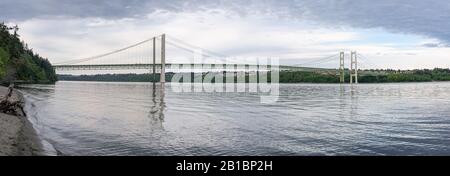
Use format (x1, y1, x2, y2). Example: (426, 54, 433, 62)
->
(0, 22, 57, 83)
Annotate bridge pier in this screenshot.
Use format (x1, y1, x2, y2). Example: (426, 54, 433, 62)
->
(339, 52, 345, 83)
(152, 37, 156, 83)
(350, 51, 358, 84)
(160, 34, 166, 83)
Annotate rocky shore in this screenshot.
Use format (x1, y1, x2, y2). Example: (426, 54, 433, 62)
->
(0, 86, 43, 156)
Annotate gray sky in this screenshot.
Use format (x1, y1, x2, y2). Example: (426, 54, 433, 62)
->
(1, 0, 450, 69)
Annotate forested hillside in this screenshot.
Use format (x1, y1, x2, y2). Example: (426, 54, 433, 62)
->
(0, 23, 56, 84)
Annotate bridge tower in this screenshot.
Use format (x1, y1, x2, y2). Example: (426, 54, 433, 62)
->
(350, 51, 358, 84)
(339, 52, 345, 83)
(160, 34, 166, 83)
(152, 37, 156, 83)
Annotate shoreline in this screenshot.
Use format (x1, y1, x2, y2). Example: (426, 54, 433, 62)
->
(55, 80, 450, 84)
(0, 86, 43, 156)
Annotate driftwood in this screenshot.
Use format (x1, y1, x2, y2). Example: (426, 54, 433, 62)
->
(0, 83, 23, 116)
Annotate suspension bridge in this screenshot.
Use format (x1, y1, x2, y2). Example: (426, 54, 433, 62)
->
(53, 34, 376, 84)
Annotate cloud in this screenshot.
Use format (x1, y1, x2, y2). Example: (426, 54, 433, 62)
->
(0, 0, 152, 20)
(2, 0, 450, 69)
(422, 42, 449, 48)
(301, 0, 450, 44)
(16, 10, 359, 61)
(2, 0, 450, 43)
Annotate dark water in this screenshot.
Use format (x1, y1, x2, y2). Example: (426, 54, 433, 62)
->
(20, 81, 450, 155)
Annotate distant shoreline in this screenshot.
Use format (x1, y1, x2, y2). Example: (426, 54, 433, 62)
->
(55, 80, 450, 84)
(0, 86, 43, 156)
(57, 69, 450, 84)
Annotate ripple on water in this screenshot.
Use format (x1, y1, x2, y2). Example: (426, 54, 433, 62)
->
(19, 81, 450, 155)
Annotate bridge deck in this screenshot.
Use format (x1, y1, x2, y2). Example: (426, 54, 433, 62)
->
(53, 63, 298, 71)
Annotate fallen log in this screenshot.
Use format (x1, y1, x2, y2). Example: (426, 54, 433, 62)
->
(0, 83, 24, 116)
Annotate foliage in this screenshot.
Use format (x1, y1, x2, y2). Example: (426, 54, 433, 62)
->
(0, 22, 57, 83)
(58, 68, 450, 84)
(0, 47, 9, 78)
(58, 73, 169, 82)
(279, 71, 339, 83)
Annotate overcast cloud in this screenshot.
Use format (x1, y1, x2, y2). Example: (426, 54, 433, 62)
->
(1, 0, 450, 69)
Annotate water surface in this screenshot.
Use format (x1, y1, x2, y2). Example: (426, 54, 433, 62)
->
(20, 81, 450, 155)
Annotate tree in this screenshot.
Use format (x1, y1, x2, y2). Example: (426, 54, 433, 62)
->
(0, 23, 57, 84)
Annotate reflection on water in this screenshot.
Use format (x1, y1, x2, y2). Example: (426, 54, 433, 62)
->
(19, 81, 450, 156)
(148, 83, 165, 131)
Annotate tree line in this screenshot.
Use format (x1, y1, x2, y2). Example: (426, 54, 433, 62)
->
(280, 68, 450, 83)
(0, 23, 57, 84)
(58, 68, 450, 83)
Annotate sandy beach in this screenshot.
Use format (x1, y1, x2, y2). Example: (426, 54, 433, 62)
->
(0, 86, 43, 156)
